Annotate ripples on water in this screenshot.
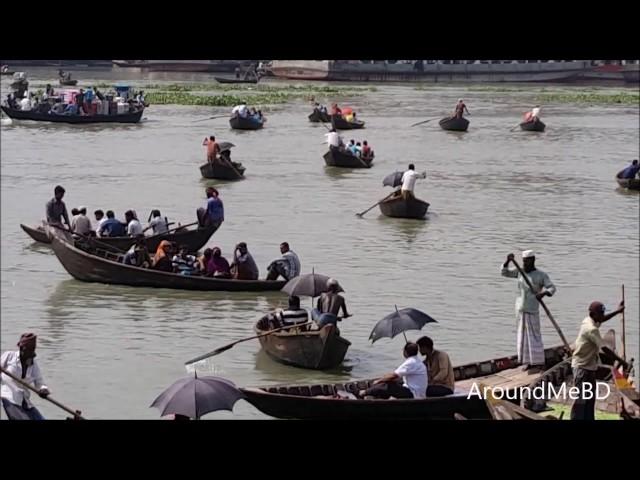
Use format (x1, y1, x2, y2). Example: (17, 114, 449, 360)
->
(1, 70, 638, 418)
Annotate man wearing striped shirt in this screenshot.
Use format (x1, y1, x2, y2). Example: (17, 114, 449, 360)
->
(266, 242, 301, 281)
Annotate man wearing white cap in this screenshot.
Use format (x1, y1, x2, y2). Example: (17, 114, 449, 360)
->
(71, 206, 92, 235)
(501, 250, 556, 370)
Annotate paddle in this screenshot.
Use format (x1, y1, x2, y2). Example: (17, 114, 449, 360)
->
(48, 223, 128, 253)
(184, 321, 314, 365)
(0, 366, 85, 419)
(509, 258, 572, 353)
(410, 117, 438, 128)
(156, 221, 199, 235)
(509, 124, 521, 132)
(355, 191, 398, 218)
(621, 284, 626, 361)
(193, 115, 227, 123)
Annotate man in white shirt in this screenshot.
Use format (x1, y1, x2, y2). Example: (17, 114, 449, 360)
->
(266, 241, 301, 281)
(145, 209, 169, 235)
(125, 210, 143, 236)
(94, 209, 107, 236)
(531, 105, 541, 120)
(231, 102, 248, 118)
(1, 333, 50, 420)
(400, 164, 427, 200)
(325, 128, 344, 151)
(71, 206, 92, 235)
(359, 343, 428, 399)
(19, 94, 31, 111)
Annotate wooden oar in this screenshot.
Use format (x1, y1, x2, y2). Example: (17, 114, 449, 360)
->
(621, 284, 626, 361)
(410, 117, 438, 128)
(185, 321, 314, 365)
(160, 221, 199, 235)
(48, 223, 128, 253)
(509, 123, 521, 132)
(355, 191, 397, 218)
(193, 115, 227, 123)
(509, 258, 572, 353)
(0, 366, 85, 419)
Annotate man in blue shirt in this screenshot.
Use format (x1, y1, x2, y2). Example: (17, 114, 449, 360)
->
(197, 187, 224, 228)
(97, 210, 126, 237)
(620, 159, 639, 179)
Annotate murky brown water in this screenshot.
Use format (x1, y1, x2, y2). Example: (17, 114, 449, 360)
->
(1, 67, 638, 419)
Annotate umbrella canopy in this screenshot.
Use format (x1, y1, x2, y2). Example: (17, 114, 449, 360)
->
(150, 374, 244, 419)
(218, 141, 235, 152)
(281, 271, 343, 298)
(369, 306, 437, 344)
(383, 171, 404, 188)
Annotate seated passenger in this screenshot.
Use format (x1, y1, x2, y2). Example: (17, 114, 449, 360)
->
(417, 336, 454, 397)
(152, 240, 174, 272)
(172, 245, 198, 275)
(207, 247, 231, 278)
(359, 343, 427, 399)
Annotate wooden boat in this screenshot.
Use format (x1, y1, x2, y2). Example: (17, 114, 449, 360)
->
(20, 223, 51, 243)
(331, 115, 365, 130)
(214, 76, 258, 84)
(59, 79, 78, 86)
(1, 70, 15, 76)
(616, 170, 640, 191)
(21, 221, 219, 253)
(200, 161, 245, 180)
(439, 116, 469, 132)
(308, 110, 331, 123)
(323, 149, 373, 168)
(48, 229, 286, 292)
(379, 194, 429, 219)
(239, 345, 568, 420)
(229, 115, 264, 130)
(255, 321, 351, 370)
(520, 120, 546, 132)
(1, 105, 144, 124)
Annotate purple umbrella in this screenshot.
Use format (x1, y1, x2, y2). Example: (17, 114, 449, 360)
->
(150, 373, 244, 420)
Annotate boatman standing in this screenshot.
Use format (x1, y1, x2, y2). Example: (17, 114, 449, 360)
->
(501, 250, 556, 370)
(454, 98, 469, 119)
(45, 185, 71, 229)
(326, 128, 344, 152)
(1, 333, 50, 420)
(400, 164, 427, 201)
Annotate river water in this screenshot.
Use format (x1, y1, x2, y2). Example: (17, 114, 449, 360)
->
(1, 67, 638, 419)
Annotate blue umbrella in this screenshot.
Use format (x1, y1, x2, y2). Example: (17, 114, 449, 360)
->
(369, 305, 437, 344)
(150, 373, 244, 419)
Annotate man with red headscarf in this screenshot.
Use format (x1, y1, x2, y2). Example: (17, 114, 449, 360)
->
(1, 333, 50, 420)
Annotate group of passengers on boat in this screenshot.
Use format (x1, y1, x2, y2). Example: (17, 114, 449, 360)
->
(4, 83, 146, 117)
(231, 102, 264, 124)
(325, 129, 374, 159)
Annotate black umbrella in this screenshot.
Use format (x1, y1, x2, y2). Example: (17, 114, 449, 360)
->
(218, 141, 235, 152)
(383, 171, 403, 188)
(150, 373, 244, 419)
(369, 305, 437, 344)
(281, 269, 343, 298)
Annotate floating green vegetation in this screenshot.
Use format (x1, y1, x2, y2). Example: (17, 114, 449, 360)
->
(534, 92, 639, 105)
(145, 91, 297, 106)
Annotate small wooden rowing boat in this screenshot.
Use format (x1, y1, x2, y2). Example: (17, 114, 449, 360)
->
(255, 320, 351, 370)
(439, 116, 469, 132)
(229, 115, 264, 130)
(331, 115, 365, 130)
(214, 76, 258, 84)
(21, 221, 219, 253)
(379, 194, 429, 219)
(616, 170, 640, 190)
(323, 149, 373, 168)
(200, 161, 245, 180)
(48, 229, 286, 292)
(239, 345, 567, 419)
(59, 79, 78, 86)
(520, 120, 546, 132)
(308, 110, 331, 123)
